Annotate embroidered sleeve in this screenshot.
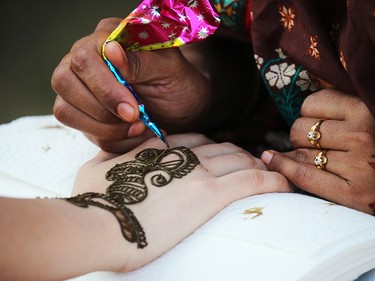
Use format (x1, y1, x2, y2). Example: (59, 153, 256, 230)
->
(211, 0, 252, 35)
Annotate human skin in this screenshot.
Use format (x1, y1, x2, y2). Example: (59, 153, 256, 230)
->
(51, 18, 253, 153)
(0, 133, 291, 280)
(51, 18, 212, 152)
(51, 16, 375, 214)
(262, 89, 375, 215)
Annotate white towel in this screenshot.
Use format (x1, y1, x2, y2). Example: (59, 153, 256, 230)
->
(1, 115, 374, 281)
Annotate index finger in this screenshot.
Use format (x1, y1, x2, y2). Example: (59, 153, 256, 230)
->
(70, 18, 122, 53)
(262, 150, 351, 205)
(301, 89, 359, 120)
(70, 31, 139, 123)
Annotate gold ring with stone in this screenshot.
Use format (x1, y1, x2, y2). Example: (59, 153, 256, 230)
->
(314, 150, 328, 170)
(307, 120, 324, 149)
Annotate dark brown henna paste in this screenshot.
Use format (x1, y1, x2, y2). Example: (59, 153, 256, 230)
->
(105, 146, 200, 204)
(66, 146, 200, 248)
(66, 192, 147, 248)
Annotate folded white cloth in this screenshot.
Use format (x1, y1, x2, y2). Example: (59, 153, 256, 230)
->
(0, 115, 98, 198)
(1, 115, 374, 281)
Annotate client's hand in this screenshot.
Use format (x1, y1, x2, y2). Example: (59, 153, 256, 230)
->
(73, 133, 291, 272)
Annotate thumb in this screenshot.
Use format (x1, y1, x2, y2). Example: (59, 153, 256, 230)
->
(104, 41, 129, 74)
(104, 41, 182, 83)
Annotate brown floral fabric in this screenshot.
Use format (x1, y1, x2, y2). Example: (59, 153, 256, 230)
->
(250, 0, 375, 124)
(213, 0, 375, 125)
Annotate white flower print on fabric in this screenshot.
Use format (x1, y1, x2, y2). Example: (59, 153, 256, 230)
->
(296, 70, 318, 91)
(275, 48, 287, 59)
(265, 63, 296, 89)
(254, 54, 264, 70)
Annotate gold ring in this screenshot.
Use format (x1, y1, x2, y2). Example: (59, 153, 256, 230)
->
(314, 150, 328, 170)
(307, 120, 324, 149)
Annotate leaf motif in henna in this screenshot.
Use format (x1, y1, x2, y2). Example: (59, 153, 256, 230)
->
(65, 146, 199, 249)
(105, 146, 200, 203)
(106, 161, 149, 204)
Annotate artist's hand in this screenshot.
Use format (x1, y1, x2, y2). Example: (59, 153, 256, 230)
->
(261, 89, 375, 215)
(73, 133, 291, 271)
(51, 18, 211, 153)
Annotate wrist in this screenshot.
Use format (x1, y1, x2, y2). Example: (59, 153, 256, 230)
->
(0, 197, 136, 280)
(61, 198, 133, 273)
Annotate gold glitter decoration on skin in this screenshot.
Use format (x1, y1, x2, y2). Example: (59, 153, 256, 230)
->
(326, 202, 337, 206)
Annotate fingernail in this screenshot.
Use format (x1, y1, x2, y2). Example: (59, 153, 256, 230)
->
(261, 150, 274, 165)
(105, 41, 127, 63)
(117, 103, 135, 122)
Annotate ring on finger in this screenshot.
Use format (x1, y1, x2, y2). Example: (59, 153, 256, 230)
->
(314, 150, 328, 170)
(307, 120, 324, 149)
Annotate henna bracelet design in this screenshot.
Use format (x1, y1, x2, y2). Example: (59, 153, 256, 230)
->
(65, 146, 200, 248)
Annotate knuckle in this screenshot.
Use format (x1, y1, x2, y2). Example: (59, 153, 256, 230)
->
(52, 98, 69, 124)
(294, 148, 310, 164)
(301, 94, 317, 115)
(220, 141, 239, 150)
(190, 133, 211, 144)
(70, 36, 88, 52)
(246, 169, 265, 187)
(70, 45, 91, 75)
(194, 133, 209, 141)
(50, 66, 70, 95)
(96, 17, 122, 32)
(221, 141, 233, 147)
(50, 67, 63, 93)
(233, 152, 258, 167)
(293, 165, 312, 187)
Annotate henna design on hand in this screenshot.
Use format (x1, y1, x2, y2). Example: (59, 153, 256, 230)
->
(66, 192, 148, 248)
(65, 146, 200, 248)
(105, 146, 200, 204)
